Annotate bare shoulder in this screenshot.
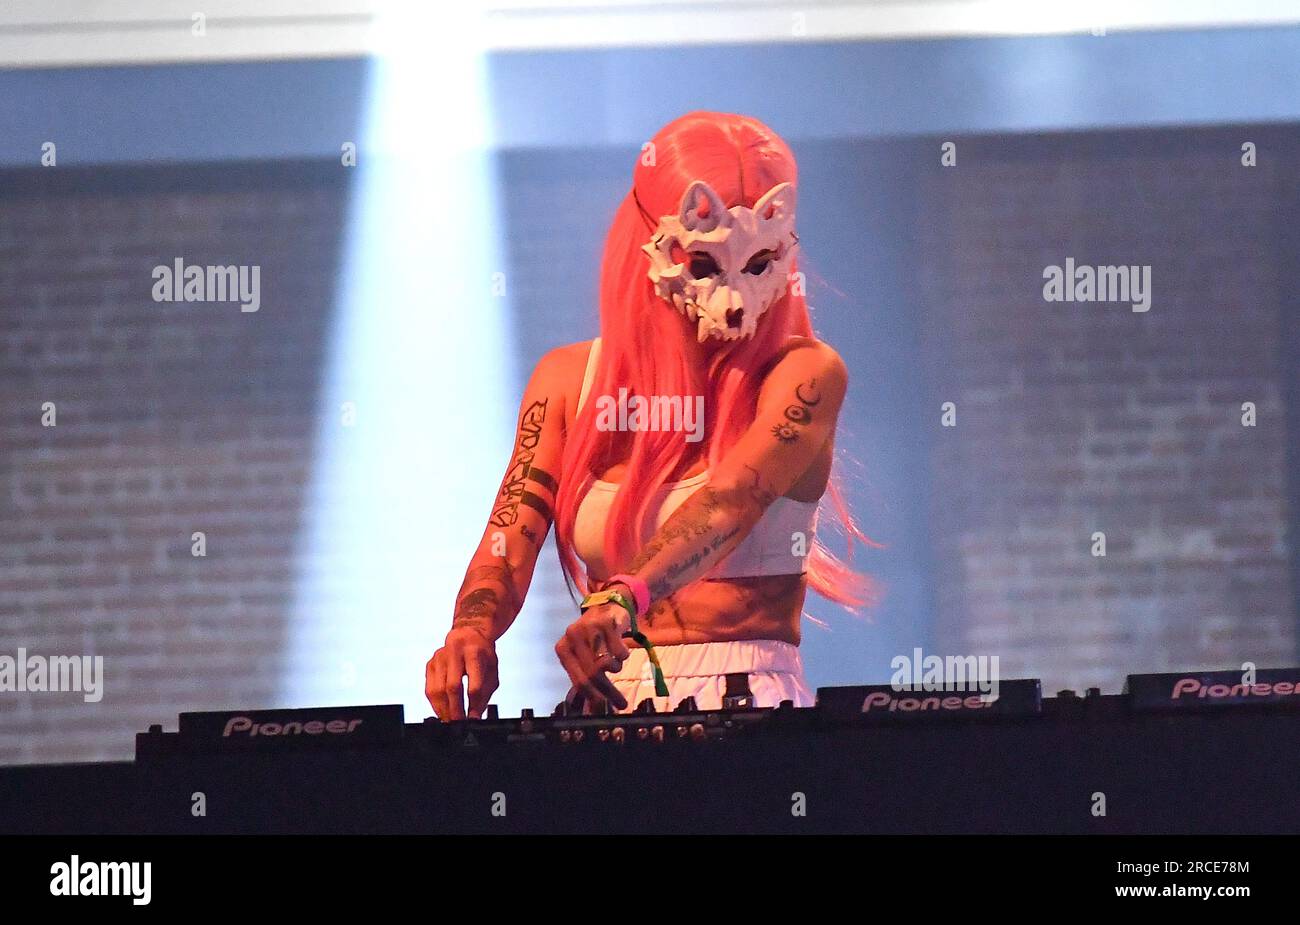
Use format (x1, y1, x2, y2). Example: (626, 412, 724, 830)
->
(529, 339, 593, 389)
(763, 336, 848, 394)
(526, 341, 596, 431)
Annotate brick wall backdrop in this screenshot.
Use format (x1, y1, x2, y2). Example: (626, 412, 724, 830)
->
(0, 163, 347, 763)
(917, 129, 1298, 695)
(1, 130, 1297, 765)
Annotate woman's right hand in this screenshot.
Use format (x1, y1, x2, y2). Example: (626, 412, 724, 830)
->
(426, 628, 499, 720)
(555, 603, 632, 712)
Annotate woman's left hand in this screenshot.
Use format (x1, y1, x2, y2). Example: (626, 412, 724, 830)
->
(555, 602, 632, 711)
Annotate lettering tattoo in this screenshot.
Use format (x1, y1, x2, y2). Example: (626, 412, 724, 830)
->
(519, 523, 542, 548)
(490, 401, 554, 527)
(654, 523, 743, 596)
(627, 487, 753, 600)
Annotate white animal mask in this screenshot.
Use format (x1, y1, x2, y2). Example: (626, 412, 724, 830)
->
(640, 179, 799, 342)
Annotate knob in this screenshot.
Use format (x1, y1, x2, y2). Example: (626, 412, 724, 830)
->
(675, 697, 698, 713)
(635, 698, 657, 714)
(521, 708, 535, 719)
(486, 704, 500, 720)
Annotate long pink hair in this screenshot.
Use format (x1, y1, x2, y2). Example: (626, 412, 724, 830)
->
(553, 111, 874, 609)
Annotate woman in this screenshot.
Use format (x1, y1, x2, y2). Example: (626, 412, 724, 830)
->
(425, 111, 870, 720)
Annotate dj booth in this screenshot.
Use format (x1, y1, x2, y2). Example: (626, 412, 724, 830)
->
(3, 669, 1298, 835)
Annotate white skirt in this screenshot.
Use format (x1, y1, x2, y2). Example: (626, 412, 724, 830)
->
(609, 639, 815, 713)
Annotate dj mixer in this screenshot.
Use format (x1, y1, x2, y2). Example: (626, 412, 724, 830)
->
(3, 668, 1298, 834)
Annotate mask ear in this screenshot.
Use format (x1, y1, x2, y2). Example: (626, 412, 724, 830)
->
(752, 182, 796, 224)
(678, 179, 728, 234)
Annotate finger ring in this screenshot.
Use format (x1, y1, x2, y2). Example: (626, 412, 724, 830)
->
(594, 651, 609, 660)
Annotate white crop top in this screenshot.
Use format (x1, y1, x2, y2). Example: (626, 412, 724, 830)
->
(571, 338, 819, 580)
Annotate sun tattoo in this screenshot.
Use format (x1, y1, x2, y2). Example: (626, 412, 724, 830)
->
(771, 422, 799, 443)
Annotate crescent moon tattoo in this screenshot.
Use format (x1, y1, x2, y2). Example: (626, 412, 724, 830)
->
(795, 380, 822, 407)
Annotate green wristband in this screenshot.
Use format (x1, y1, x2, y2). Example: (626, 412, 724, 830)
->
(578, 588, 668, 697)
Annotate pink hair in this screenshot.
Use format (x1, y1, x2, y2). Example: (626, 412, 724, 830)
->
(553, 111, 876, 610)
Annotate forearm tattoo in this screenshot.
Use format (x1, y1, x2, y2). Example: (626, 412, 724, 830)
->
(451, 588, 498, 635)
(452, 562, 521, 635)
(626, 487, 749, 600)
(618, 377, 819, 607)
(490, 400, 557, 527)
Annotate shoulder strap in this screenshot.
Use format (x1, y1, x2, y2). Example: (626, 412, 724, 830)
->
(576, 337, 601, 414)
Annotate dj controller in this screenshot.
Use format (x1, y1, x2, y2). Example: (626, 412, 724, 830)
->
(3, 668, 1299, 834)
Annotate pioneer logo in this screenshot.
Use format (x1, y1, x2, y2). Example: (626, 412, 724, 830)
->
(1126, 669, 1300, 713)
(171, 705, 404, 752)
(1170, 678, 1298, 700)
(221, 715, 364, 737)
(862, 691, 993, 713)
(815, 678, 1040, 722)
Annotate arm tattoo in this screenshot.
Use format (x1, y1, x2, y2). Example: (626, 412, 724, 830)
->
(795, 380, 822, 407)
(742, 464, 779, 507)
(490, 400, 554, 527)
(453, 561, 521, 634)
(772, 377, 821, 443)
(452, 588, 498, 632)
(651, 523, 743, 598)
(772, 422, 799, 442)
(626, 487, 752, 600)
(643, 595, 684, 630)
(621, 381, 799, 603)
